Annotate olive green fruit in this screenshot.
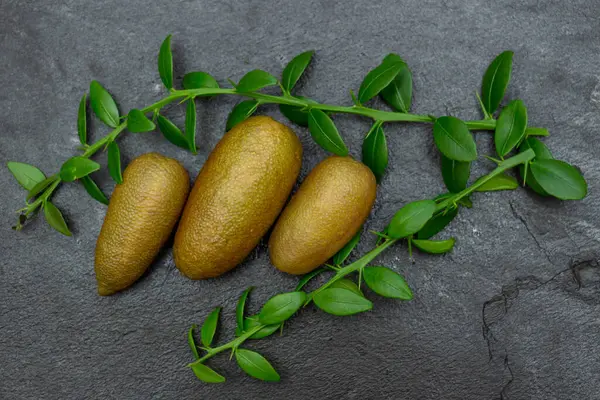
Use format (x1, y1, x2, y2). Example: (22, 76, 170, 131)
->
(95, 153, 190, 296)
(269, 156, 377, 275)
(173, 116, 303, 279)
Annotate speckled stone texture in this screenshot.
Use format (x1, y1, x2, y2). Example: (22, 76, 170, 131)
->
(1, 1, 599, 399)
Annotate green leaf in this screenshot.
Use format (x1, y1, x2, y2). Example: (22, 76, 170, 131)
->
(158, 34, 173, 90)
(380, 63, 412, 113)
(441, 155, 470, 193)
(474, 174, 519, 192)
(279, 97, 317, 127)
(77, 93, 87, 145)
(7, 162, 46, 190)
(81, 176, 109, 205)
(200, 307, 220, 348)
(495, 99, 528, 157)
(89, 80, 119, 128)
(191, 362, 226, 384)
(313, 288, 373, 316)
(333, 230, 361, 266)
(295, 268, 326, 292)
(519, 138, 552, 196)
(235, 349, 280, 382)
(358, 57, 404, 104)
(188, 324, 200, 360)
(183, 72, 219, 90)
(27, 176, 55, 200)
(156, 115, 189, 149)
(258, 291, 306, 326)
(59, 157, 100, 182)
(481, 51, 513, 116)
(226, 100, 259, 131)
(330, 279, 362, 296)
(236, 287, 253, 335)
(282, 50, 314, 93)
(433, 116, 477, 162)
(363, 266, 412, 299)
(308, 109, 348, 156)
(185, 99, 197, 154)
(107, 142, 123, 184)
(236, 70, 278, 93)
(411, 238, 456, 254)
(417, 208, 458, 240)
(243, 316, 280, 339)
(362, 123, 388, 182)
(530, 159, 587, 200)
(43, 201, 71, 236)
(387, 200, 437, 239)
(127, 109, 156, 133)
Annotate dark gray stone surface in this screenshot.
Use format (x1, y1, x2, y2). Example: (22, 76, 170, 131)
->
(1, 0, 599, 399)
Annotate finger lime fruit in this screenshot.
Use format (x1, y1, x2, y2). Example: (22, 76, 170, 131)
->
(174, 116, 302, 279)
(95, 153, 190, 296)
(269, 156, 377, 275)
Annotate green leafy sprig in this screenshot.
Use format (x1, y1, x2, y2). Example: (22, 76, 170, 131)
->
(8, 35, 585, 235)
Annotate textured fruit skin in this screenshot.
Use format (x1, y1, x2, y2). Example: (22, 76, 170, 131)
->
(173, 116, 303, 279)
(269, 156, 377, 275)
(95, 153, 190, 296)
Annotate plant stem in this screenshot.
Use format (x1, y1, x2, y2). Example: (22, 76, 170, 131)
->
(189, 324, 264, 366)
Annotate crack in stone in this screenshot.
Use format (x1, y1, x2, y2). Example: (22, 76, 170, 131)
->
(508, 201, 554, 266)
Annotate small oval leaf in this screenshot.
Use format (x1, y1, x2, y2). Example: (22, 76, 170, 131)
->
(308, 109, 348, 156)
(27, 176, 55, 200)
(363, 266, 413, 299)
(474, 173, 518, 192)
(530, 159, 587, 200)
(127, 109, 156, 133)
(481, 51, 514, 115)
(387, 200, 437, 239)
(191, 362, 226, 384)
(200, 307, 220, 348)
(411, 238, 456, 254)
(156, 115, 189, 149)
(236, 287, 253, 335)
(107, 142, 123, 184)
(295, 268, 327, 292)
(333, 230, 362, 266)
(59, 157, 100, 182)
(519, 138, 553, 196)
(243, 317, 280, 340)
(279, 97, 317, 127)
(7, 162, 46, 190)
(183, 72, 219, 90)
(417, 208, 458, 240)
(362, 124, 388, 182)
(81, 175, 108, 205)
(158, 35, 173, 90)
(380, 63, 412, 113)
(258, 291, 306, 326)
(185, 99, 197, 154)
(441, 155, 471, 193)
(89, 80, 119, 128)
(188, 324, 200, 360)
(235, 349, 280, 382)
(495, 99, 528, 157)
(282, 50, 314, 93)
(433, 116, 477, 162)
(236, 70, 278, 93)
(227, 100, 259, 131)
(358, 58, 404, 104)
(330, 279, 362, 296)
(313, 288, 373, 316)
(43, 201, 71, 236)
(77, 93, 87, 145)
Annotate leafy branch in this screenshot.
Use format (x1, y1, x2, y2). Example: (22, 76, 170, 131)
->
(9, 35, 578, 235)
